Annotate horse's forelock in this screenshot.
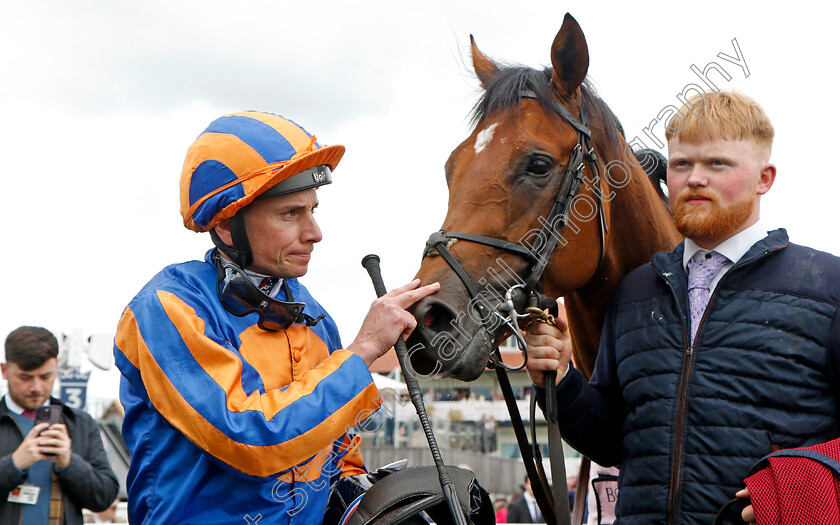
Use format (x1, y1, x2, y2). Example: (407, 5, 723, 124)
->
(469, 66, 552, 126)
(469, 66, 623, 164)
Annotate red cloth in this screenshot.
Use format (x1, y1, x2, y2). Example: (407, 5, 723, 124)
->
(745, 439, 840, 524)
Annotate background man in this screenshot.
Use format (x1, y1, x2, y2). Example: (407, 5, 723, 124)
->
(507, 476, 546, 523)
(0, 326, 119, 525)
(115, 111, 438, 524)
(523, 91, 840, 524)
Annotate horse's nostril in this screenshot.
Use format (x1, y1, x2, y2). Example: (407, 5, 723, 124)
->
(422, 302, 456, 334)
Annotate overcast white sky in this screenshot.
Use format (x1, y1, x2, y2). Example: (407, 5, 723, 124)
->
(2, 1, 838, 398)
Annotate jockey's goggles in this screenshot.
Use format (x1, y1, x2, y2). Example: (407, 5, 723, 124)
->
(213, 252, 324, 331)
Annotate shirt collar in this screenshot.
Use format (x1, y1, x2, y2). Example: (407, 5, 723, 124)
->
(216, 251, 284, 298)
(682, 220, 769, 270)
(3, 394, 49, 415)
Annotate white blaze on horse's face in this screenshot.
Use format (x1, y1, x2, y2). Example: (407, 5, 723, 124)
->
(473, 123, 499, 155)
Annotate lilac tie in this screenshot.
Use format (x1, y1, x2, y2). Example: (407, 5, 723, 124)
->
(687, 252, 729, 346)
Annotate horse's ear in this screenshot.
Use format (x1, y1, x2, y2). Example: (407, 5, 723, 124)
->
(471, 34, 498, 88)
(550, 13, 589, 98)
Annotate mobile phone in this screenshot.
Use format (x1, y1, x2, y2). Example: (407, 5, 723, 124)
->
(35, 406, 62, 455)
(35, 406, 62, 427)
(35, 405, 61, 425)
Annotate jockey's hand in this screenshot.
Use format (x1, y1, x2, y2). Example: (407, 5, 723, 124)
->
(348, 279, 440, 368)
(524, 300, 572, 388)
(736, 488, 756, 524)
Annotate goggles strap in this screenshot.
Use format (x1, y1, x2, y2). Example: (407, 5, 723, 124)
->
(280, 279, 293, 300)
(304, 313, 326, 326)
(280, 280, 325, 327)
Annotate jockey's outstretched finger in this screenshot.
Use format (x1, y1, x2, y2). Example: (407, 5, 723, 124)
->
(386, 280, 440, 307)
(387, 278, 423, 295)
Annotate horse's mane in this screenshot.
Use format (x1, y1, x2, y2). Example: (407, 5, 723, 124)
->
(470, 66, 623, 165)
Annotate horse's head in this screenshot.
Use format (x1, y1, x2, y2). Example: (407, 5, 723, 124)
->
(406, 14, 629, 381)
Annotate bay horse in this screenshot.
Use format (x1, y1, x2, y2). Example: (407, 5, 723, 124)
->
(406, 14, 682, 382)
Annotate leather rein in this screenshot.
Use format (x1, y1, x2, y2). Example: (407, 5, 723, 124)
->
(421, 91, 608, 525)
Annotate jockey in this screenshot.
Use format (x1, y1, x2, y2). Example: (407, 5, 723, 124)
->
(114, 111, 438, 524)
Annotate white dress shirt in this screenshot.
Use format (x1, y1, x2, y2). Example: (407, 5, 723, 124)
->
(523, 490, 542, 522)
(3, 393, 49, 415)
(682, 220, 770, 293)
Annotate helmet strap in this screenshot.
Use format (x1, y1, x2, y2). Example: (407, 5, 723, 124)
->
(210, 213, 253, 269)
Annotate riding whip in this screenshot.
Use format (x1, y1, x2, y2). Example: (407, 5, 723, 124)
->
(361, 254, 469, 525)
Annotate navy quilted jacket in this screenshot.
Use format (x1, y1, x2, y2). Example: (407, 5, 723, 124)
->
(544, 229, 840, 524)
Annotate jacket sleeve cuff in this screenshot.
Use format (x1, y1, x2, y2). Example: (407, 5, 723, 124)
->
(0, 454, 27, 489)
(54, 453, 87, 481)
(534, 363, 584, 412)
(13, 461, 27, 479)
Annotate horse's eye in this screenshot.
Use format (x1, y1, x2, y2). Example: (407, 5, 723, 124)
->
(525, 156, 553, 177)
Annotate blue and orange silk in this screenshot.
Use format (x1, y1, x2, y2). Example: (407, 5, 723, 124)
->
(115, 250, 379, 524)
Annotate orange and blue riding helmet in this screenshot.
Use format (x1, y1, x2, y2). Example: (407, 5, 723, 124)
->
(179, 111, 344, 267)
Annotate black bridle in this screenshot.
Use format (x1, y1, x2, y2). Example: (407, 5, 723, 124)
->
(421, 92, 609, 525)
(423, 91, 608, 361)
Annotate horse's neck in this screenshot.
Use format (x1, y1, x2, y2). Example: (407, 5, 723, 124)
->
(564, 284, 614, 378)
(560, 164, 682, 377)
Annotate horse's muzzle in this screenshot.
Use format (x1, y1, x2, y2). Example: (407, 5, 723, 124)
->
(406, 296, 492, 381)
